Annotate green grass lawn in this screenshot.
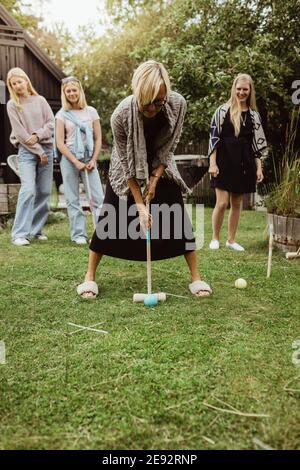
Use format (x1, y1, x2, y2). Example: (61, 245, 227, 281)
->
(0, 208, 299, 450)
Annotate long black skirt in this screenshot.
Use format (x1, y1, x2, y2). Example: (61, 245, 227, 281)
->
(89, 178, 196, 261)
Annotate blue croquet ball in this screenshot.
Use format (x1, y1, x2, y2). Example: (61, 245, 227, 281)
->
(144, 294, 158, 307)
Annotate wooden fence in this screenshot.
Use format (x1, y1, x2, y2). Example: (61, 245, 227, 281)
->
(0, 183, 19, 214)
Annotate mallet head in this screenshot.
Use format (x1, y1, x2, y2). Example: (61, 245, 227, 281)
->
(133, 292, 166, 303)
(144, 294, 158, 307)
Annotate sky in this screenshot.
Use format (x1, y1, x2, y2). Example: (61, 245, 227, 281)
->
(25, 0, 107, 34)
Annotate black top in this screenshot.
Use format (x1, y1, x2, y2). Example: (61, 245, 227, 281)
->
(211, 109, 257, 194)
(143, 111, 168, 171)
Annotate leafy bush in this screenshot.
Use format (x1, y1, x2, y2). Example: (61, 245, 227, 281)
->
(265, 110, 300, 217)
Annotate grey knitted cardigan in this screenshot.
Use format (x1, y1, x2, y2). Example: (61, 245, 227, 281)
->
(109, 91, 190, 199)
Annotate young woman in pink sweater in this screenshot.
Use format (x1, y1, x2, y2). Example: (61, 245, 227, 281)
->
(6, 68, 54, 246)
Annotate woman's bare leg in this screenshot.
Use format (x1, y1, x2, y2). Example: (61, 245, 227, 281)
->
(81, 250, 103, 298)
(184, 251, 210, 297)
(211, 188, 230, 241)
(85, 250, 103, 281)
(227, 193, 243, 243)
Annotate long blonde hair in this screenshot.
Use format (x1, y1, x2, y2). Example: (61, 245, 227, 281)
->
(61, 78, 87, 110)
(6, 67, 38, 111)
(132, 60, 171, 107)
(228, 73, 257, 137)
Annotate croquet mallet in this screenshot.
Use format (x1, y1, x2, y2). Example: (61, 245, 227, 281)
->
(286, 247, 300, 260)
(133, 181, 166, 305)
(84, 169, 97, 229)
(267, 223, 273, 278)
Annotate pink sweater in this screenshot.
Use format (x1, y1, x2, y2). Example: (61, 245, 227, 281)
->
(7, 95, 54, 157)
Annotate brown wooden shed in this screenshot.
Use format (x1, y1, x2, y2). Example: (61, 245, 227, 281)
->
(0, 4, 65, 183)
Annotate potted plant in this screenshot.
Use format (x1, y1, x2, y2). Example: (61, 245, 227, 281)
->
(264, 110, 300, 251)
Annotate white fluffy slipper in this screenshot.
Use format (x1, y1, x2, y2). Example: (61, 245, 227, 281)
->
(189, 280, 212, 296)
(77, 281, 99, 298)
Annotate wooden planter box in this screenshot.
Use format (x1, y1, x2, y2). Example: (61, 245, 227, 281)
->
(267, 213, 300, 250)
(0, 184, 20, 214)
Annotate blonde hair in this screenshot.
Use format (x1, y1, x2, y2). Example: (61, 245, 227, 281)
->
(228, 73, 257, 137)
(132, 60, 171, 107)
(6, 67, 38, 111)
(61, 79, 87, 110)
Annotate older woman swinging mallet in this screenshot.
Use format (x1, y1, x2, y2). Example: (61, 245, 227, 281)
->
(77, 60, 212, 300)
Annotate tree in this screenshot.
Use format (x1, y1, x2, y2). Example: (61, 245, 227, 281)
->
(33, 23, 73, 71)
(105, 0, 168, 24)
(3, 0, 73, 73)
(2, 0, 41, 33)
(6, 0, 299, 158)
(68, 1, 298, 151)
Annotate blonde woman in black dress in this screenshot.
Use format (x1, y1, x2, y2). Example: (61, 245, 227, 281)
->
(208, 73, 267, 251)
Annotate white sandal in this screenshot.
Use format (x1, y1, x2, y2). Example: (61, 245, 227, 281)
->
(77, 281, 99, 299)
(189, 280, 212, 297)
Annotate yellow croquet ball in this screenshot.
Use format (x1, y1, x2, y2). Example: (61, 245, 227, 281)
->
(235, 278, 247, 289)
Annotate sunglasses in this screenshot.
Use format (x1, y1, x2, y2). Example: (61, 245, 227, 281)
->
(61, 76, 80, 85)
(142, 98, 167, 109)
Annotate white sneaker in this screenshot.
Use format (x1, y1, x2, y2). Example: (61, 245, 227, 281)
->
(209, 240, 220, 250)
(74, 237, 87, 245)
(226, 241, 245, 252)
(35, 234, 48, 241)
(13, 238, 30, 246)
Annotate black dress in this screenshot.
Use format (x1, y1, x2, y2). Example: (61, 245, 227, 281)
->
(211, 110, 257, 194)
(89, 111, 196, 261)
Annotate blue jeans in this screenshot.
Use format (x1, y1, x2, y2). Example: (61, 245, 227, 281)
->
(12, 146, 53, 240)
(60, 156, 104, 241)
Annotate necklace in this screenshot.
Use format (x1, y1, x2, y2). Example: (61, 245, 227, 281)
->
(241, 112, 247, 127)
